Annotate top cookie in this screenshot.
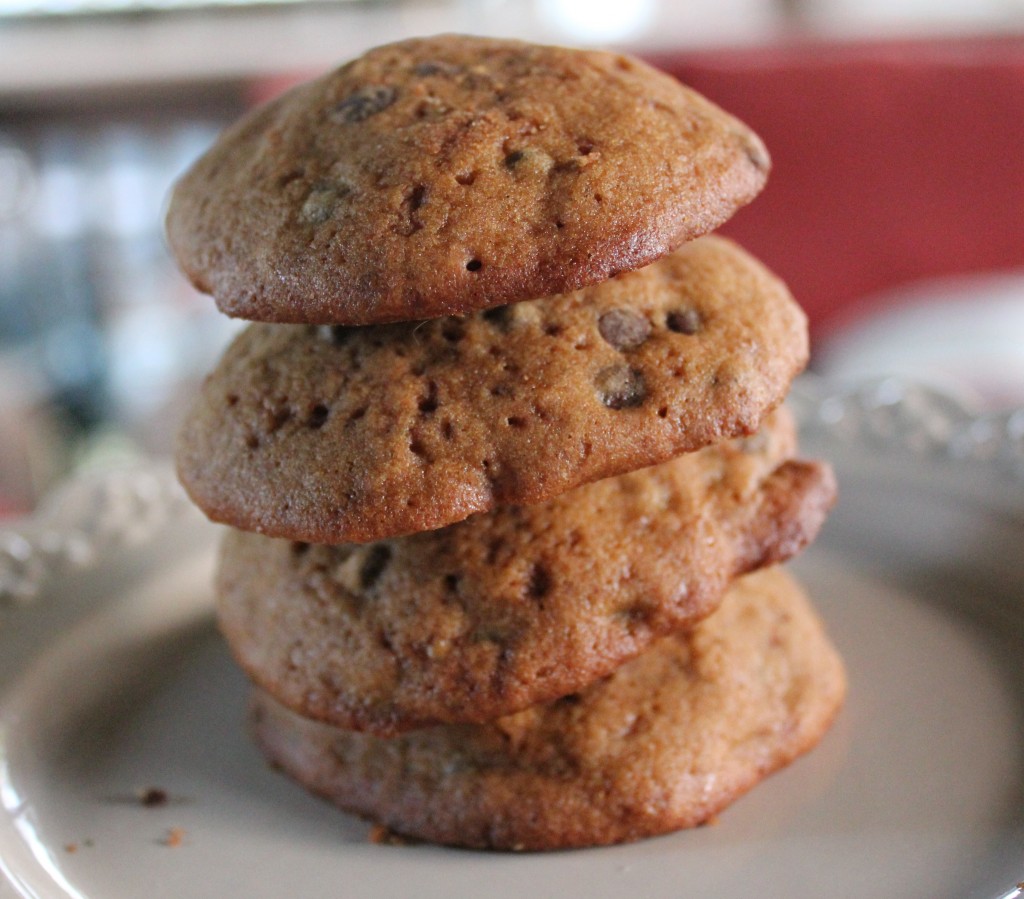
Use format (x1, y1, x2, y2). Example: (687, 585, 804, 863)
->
(165, 35, 769, 325)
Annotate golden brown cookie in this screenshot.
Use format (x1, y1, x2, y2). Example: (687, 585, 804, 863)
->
(217, 410, 836, 735)
(177, 236, 807, 544)
(165, 35, 769, 325)
(249, 567, 846, 850)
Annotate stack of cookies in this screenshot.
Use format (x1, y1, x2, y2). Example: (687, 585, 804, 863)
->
(167, 35, 845, 850)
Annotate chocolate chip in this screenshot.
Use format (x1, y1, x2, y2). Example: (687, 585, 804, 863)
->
(503, 147, 554, 176)
(598, 309, 651, 351)
(595, 364, 646, 409)
(666, 308, 702, 335)
(414, 97, 450, 120)
(413, 61, 461, 77)
(300, 183, 350, 224)
(329, 85, 398, 124)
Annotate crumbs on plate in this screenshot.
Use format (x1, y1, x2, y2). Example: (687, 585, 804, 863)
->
(160, 827, 186, 848)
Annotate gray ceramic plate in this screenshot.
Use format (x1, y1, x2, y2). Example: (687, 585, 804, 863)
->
(1, 378, 1022, 899)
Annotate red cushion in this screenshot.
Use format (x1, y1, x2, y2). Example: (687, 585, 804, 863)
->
(649, 36, 1024, 341)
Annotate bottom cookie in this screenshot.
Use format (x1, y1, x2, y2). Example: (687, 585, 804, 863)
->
(250, 567, 845, 851)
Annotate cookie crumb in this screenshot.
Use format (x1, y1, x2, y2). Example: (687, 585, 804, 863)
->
(138, 787, 169, 807)
(161, 827, 186, 848)
(368, 824, 412, 846)
(64, 843, 77, 854)
(329, 85, 398, 124)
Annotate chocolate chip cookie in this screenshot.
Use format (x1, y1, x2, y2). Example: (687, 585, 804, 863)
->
(217, 410, 836, 734)
(249, 567, 846, 850)
(165, 35, 769, 325)
(177, 236, 807, 544)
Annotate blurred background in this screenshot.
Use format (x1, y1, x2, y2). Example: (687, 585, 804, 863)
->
(2, 0, 1024, 515)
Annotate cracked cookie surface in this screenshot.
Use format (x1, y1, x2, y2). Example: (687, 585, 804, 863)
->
(217, 410, 836, 734)
(177, 237, 807, 544)
(165, 35, 769, 325)
(249, 567, 846, 850)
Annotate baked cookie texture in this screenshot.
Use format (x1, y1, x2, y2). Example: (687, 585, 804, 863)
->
(250, 567, 846, 850)
(165, 35, 769, 325)
(176, 236, 807, 544)
(216, 409, 836, 734)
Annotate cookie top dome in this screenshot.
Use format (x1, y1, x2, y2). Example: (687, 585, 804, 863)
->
(165, 35, 769, 325)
